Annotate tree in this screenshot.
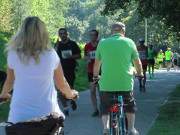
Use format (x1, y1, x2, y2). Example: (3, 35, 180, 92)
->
(102, 0, 180, 37)
(11, 0, 31, 31)
(0, 0, 13, 32)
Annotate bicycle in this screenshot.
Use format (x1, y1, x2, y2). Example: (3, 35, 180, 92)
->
(109, 95, 127, 135)
(0, 98, 64, 135)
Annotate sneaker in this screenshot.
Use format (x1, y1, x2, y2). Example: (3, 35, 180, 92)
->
(63, 109, 69, 117)
(71, 100, 77, 111)
(103, 129, 109, 135)
(128, 129, 139, 135)
(92, 110, 99, 117)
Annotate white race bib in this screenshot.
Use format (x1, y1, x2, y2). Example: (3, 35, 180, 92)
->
(89, 51, 96, 59)
(61, 50, 72, 59)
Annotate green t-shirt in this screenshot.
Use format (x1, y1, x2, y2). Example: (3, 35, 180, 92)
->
(95, 34, 139, 92)
(165, 51, 172, 60)
(157, 52, 164, 61)
(148, 49, 155, 60)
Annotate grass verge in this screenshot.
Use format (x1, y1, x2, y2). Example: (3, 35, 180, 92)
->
(74, 59, 89, 92)
(147, 85, 180, 135)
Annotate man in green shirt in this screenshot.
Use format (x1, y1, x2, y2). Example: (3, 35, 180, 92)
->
(157, 49, 165, 69)
(165, 48, 173, 71)
(93, 22, 142, 135)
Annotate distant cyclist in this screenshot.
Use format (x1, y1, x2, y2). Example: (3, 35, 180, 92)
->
(172, 50, 179, 71)
(94, 22, 142, 135)
(165, 48, 173, 71)
(137, 38, 148, 91)
(84, 29, 100, 117)
(147, 45, 156, 79)
(157, 49, 165, 69)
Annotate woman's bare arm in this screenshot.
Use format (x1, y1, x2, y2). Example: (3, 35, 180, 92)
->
(0, 67, 14, 99)
(54, 64, 77, 99)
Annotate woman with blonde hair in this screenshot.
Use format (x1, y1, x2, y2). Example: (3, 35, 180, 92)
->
(0, 16, 78, 123)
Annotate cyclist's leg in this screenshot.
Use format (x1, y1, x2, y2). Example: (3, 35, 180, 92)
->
(99, 92, 112, 134)
(122, 91, 139, 135)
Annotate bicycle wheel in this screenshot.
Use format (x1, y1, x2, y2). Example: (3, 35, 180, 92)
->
(119, 115, 126, 135)
(109, 112, 120, 135)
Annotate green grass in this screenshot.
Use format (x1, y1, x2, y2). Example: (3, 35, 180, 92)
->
(0, 31, 11, 71)
(0, 102, 10, 122)
(74, 59, 89, 92)
(148, 85, 180, 135)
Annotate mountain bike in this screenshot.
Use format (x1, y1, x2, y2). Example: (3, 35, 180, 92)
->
(109, 95, 127, 135)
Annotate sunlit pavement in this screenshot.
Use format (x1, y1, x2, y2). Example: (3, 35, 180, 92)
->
(62, 69, 180, 135)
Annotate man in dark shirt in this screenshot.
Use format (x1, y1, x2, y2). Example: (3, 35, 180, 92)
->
(55, 28, 81, 116)
(137, 39, 148, 92)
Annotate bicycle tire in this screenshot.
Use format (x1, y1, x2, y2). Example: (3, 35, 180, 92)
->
(119, 115, 126, 135)
(110, 112, 119, 135)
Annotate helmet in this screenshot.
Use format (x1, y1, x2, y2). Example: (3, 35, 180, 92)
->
(139, 38, 145, 43)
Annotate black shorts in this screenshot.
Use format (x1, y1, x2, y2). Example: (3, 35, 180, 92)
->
(148, 59, 155, 65)
(99, 91, 136, 115)
(88, 73, 93, 82)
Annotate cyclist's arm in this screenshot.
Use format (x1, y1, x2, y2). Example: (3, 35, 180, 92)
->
(54, 64, 76, 99)
(133, 58, 143, 76)
(0, 67, 14, 99)
(93, 59, 101, 77)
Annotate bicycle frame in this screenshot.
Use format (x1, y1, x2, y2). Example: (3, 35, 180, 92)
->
(109, 96, 127, 135)
(118, 96, 126, 135)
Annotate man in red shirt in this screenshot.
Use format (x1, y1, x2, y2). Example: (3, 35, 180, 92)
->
(137, 39, 148, 92)
(84, 30, 99, 117)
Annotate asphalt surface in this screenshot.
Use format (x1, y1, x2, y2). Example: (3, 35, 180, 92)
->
(63, 69, 180, 135)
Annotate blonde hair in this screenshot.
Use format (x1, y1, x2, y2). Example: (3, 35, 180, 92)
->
(8, 16, 51, 64)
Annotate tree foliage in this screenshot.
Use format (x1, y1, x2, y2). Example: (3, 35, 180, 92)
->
(103, 0, 180, 38)
(0, 0, 13, 32)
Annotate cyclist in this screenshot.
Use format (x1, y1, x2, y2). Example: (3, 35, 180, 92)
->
(137, 38, 148, 91)
(84, 29, 100, 117)
(0, 17, 78, 124)
(165, 48, 173, 71)
(55, 28, 81, 116)
(93, 22, 142, 135)
(157, 49, 165, 69)
(172, 50, 179, 71)
(147, 45, 156, 79)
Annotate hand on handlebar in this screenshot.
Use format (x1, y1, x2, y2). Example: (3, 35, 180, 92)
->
(65, 90, 79, 100)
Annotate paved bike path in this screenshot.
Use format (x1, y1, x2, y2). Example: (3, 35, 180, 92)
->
(63, 69, 180, 135)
